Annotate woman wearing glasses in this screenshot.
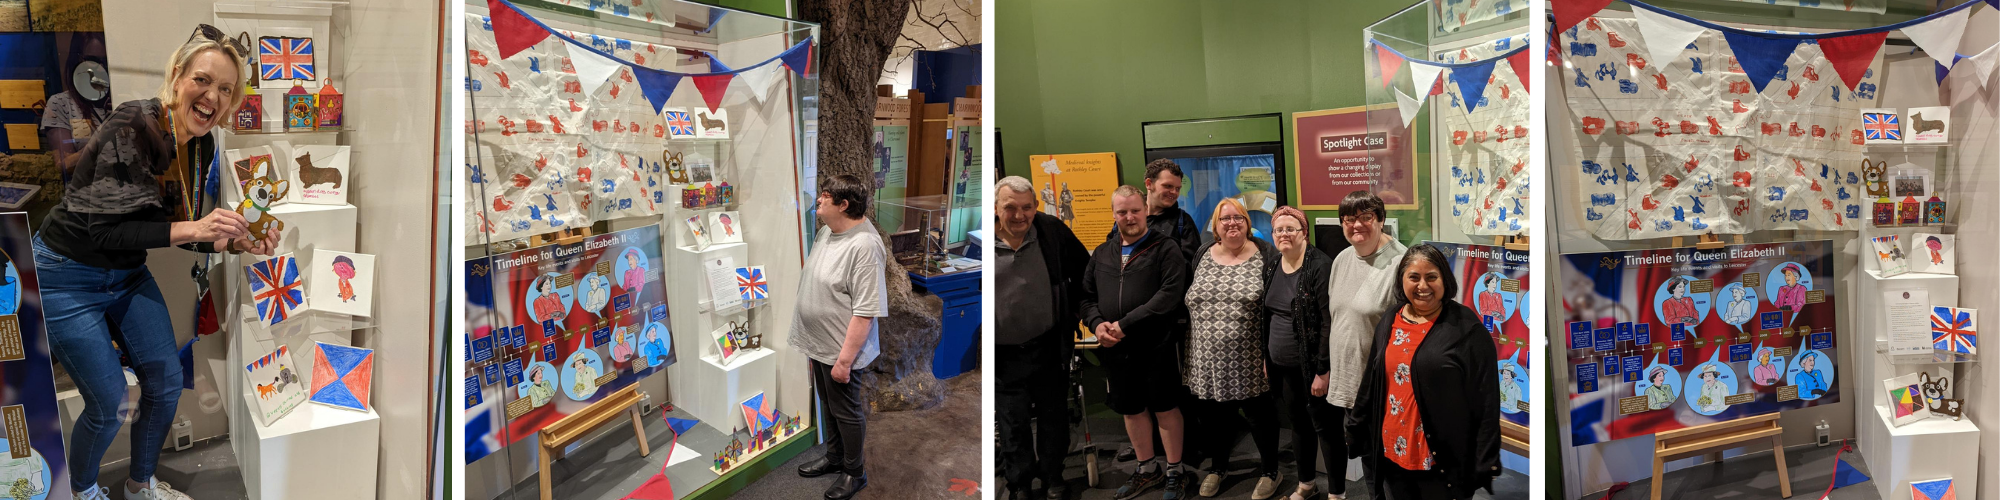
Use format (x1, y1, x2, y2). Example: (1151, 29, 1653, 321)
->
(1261, 206, 1341, 500)
(1322, 190, 1407, 498)
(1181, 198, 1283, 499)
(36, 26, 276, 500)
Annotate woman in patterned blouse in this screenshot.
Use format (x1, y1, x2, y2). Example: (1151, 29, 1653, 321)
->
(1181, 198, 1283, 499)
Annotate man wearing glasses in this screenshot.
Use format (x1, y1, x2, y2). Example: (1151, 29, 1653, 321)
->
(1322, 190, 1407, 455)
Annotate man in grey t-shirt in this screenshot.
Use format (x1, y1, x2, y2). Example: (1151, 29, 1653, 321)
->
(791, 174, 888, 500)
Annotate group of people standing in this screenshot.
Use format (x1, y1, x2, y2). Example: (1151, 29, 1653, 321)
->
(996, 159, 1501, 500)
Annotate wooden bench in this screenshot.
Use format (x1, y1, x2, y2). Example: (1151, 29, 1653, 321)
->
(1650, 413, 1790, 500)
(537, 385, 650, 500)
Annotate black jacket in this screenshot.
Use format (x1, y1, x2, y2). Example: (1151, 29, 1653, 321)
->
(1346, 300, 1500, 499)
(1027, 212, 1090, 344)
(1081, 229, 1189, 355)
(1108, 203, 1203, 274)
(1261, 245, 1334, 375)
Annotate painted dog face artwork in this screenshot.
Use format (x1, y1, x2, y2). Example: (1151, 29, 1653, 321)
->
(237, 159, 290, 236)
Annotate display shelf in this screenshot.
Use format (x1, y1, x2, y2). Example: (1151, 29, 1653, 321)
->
(226, 125, 356, 136)
(1872, 342, 1978, 364)
(231, 392, 380, 500)
(1859, 405, 1980, 500)
(672, 346, 777, 434)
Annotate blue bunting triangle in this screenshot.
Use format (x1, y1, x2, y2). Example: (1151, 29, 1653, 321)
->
(1937, 53, 1966, 84)
(1449, 60, 1498, 113)
(779, 38, 815, 77)
(179, 337, 197, 390)
(1722, 31, 1803, 93)
(633, 68, 684, 115)
(666, 417, 699, 436)
(705, 52, 733, 74)
(1831, 454, 1870, 489)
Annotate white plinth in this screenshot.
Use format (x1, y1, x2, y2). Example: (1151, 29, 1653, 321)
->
(673, 348, 777, 434)
(1861, 405, 1979, 500)
(1852, 268, 1959, 468)
(265, 203, 357, 269)
(231, 394, 380, 500)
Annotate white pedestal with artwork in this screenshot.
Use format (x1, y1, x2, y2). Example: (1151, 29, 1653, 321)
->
(663, 235, 777, 433)
(268, 203, 358, 270)
(231, 393, 380, 500)
(1863, 405, 1979, 500)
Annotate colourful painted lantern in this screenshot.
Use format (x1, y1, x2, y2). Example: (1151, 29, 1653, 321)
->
(1872, 197, 1896, 227)
(1923, 197, 1947, 225)
(1899, 196, 1922, 225)
(284, 82, 316, 131)
(235, 79, 262, 132)
(315, 80, 343, 129)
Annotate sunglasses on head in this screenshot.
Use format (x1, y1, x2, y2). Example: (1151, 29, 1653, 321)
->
(186, 24, 250, 55)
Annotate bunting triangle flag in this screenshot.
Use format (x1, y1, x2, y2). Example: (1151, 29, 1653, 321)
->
(705, 52, 733, 74)
(691, 74, 734, 113)
(488, 0, 551, 60)
(567, 43, 626, 97)
(1633, 6, 1707, 68)
(665, 417, 700, 437)
(1936, 54, 1964, 84)
(633, 68, 684, 115)
(1506, 49, 1532, 93)
(1969, 42, 2000, 88)
(1721, 31, 1803, 93)
(1819, 31, 1888, 92)
(1410, 62, 1448, 100)
(1830, 454, 1870, 489)
(738, 64, 779, 102)
(1990, 0, 1997, 10)
(1394, 88, 1423, 127)
(1449, 60, 1499, 113)
(1902, 7, 1969, 68)
(1374, 43, 1405, 89)
(779, 38, 815, 77)
(1553, 0, 1616, 36)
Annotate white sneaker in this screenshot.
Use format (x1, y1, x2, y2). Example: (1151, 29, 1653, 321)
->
(76, 486, 112, 500)
(125, 478, 191, 500)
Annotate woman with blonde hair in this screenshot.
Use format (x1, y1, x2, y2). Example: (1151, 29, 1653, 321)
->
(1182, 197, 1284, 499)
(37, 25, 276, 500)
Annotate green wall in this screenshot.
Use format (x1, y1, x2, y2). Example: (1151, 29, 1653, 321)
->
(998, 0, 1433, 244)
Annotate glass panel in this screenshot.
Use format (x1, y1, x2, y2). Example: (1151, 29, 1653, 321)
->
(1171, 153, 1280, 241)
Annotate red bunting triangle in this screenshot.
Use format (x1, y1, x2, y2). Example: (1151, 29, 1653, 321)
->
(1818, 31, 1888, 92)
(1553, 0, 1616, 36)
(691, 74, 735, 113)
(1374, 44, 1404, 89)
(488, 0, 551, 60)
(1430, 76, 1444, 96)
(1507, 49, 1532, 94)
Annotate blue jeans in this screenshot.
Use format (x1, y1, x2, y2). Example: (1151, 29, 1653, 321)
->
(34, 236, 182, 492)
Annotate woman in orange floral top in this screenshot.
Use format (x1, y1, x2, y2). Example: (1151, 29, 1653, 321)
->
(1345, 244, 1500, 500)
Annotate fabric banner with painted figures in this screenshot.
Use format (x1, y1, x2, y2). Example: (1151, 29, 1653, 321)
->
(464, 12, 676, 241)
(1436, 34, 1532, 237)
(1563, 17, 1881, 240)
(1434, 0, 1526, 36)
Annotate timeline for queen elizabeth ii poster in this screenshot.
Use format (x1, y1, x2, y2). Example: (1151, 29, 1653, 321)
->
(0, 212, 70, 500)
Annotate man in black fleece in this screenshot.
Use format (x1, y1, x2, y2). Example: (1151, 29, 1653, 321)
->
(994, 176, 1089, 500)
(1084, 186, 1191, 500)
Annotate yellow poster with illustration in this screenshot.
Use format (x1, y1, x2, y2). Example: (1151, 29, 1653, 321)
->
(1027, 153, 1121, 243)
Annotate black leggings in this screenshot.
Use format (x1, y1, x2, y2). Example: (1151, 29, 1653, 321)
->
(1191, 392, 1280, 475)
(1268, 362, 1347, 493)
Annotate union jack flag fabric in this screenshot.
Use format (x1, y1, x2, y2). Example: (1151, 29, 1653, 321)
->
(1863, 112, 1901, 141)
(664, 110, 695, 137)
(249, 255, 306, 326)
(736, 267, 767, 301)
(1931, 306, 1977, 355)
(260, 37, 315, 81)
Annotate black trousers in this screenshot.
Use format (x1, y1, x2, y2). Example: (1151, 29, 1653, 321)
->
(1191, 392, 1280, 475)
(1370, 459, 1460, 500)
(810, 359, 867, 475)
(1268, 362, 1347, 493)
(997, 336, 1070, 489)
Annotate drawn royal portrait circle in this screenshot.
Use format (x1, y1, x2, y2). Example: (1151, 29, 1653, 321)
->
(609, 325, 637, 363)
(574, 271, 612, 315)
(613, 247, 651, 294)
(523, 272, 575, 323)
(1496, 359, 1527, 414)
(640, 321, 673, 367)
(0, 438, 50, 500)
(1651, 274, 1711, 330)
(1682, 360, 1737, 416)
(1471, 272, 1517, 323)
(1785, 348, 1836, 401)
(1747, 346, 1787, 387)
(1762, 262, 1814, 319)
(0, 247, 18, 316)
(562, 348, 605, 401)
(1715, 281, 1760, 329)
(1634, 359, 1683, 411)
(516, 361, 560, 408)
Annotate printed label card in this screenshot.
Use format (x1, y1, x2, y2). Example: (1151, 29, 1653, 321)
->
(307, 249, 374, 317)
(704, 256, 743, 311)
(1910, 233, 1954, 275)
(1904, 106, 1949, 144)
(287, 145, 350, 205)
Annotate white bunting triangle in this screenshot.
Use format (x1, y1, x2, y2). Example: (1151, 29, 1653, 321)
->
(1409, 62, 1448, 99)
(1901, 7, 1969, 69)
(566, 43, 626, 98)
(1968, 41, 1999, 89)
(1633, 7, 1707, 68)
(738, 64, 779, 102)
(1395, 88, 1423, 127)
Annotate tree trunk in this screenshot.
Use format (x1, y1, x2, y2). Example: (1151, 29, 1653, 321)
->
(797, 0, 947, 412)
